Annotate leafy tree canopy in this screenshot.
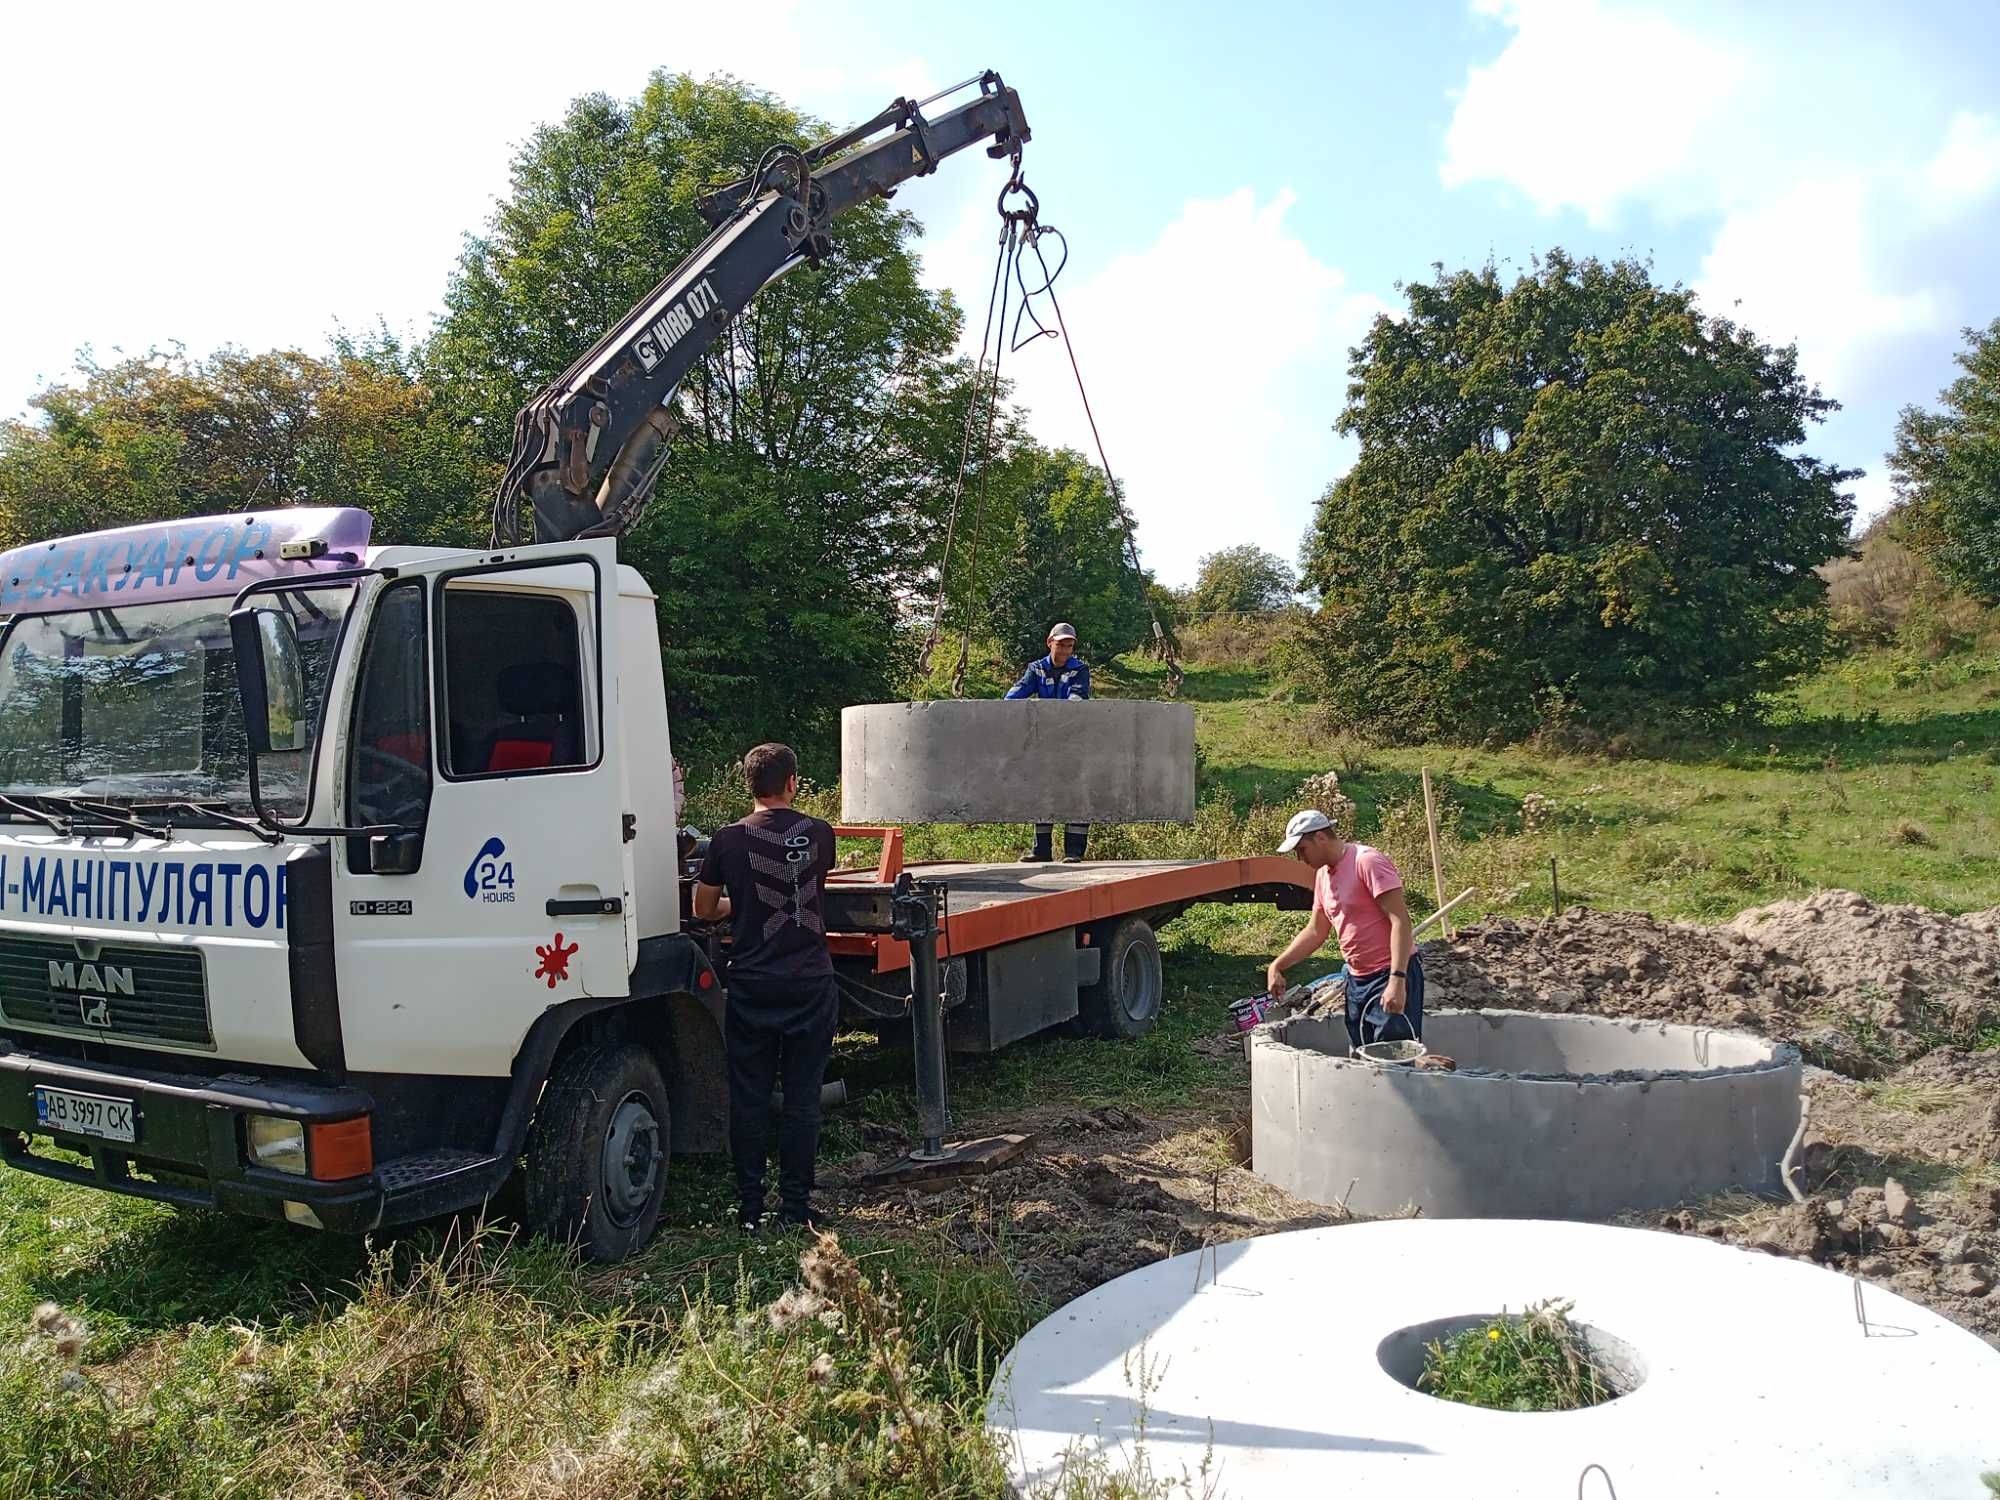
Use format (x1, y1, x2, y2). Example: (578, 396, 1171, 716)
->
(0, 339, 488, 554)
(1188, 543, 1296, 617)
(1300, 251, 1854, 742)
(427, 72, 976, 764)
(1890, 316, 2000, 607)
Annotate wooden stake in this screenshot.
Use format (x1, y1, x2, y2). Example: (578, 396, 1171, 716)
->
(1551, 855, 1561, 915)
(1413, 886, 1477, 937)
(1421, 767, 1451, 938)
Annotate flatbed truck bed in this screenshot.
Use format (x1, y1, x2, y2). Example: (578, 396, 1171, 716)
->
(819, 828, 1313, 1051)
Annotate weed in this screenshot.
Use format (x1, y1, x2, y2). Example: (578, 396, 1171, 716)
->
(1892, 818, 1936, 847)
(1418, 1300, 1617, 1413)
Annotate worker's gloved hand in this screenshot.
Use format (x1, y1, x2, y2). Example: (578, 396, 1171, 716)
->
(1265, 964, 1286, 1002)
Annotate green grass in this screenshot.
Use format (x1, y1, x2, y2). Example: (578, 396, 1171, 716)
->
(3, 640, 1996, 1495)
(1417, 1301, 1618, 1413)
(1108, 645, 2000, 921)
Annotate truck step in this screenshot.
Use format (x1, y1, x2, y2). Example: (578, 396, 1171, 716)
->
(378, 1149, 503, 1194)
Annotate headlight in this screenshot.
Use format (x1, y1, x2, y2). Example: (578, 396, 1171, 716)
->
(246, 1115, 307, 1175)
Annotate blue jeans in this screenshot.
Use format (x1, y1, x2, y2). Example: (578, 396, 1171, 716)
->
(1345, 955, 1424, 1050)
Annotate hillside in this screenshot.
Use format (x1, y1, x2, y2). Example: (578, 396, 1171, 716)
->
(2, 645, 1997, 1497)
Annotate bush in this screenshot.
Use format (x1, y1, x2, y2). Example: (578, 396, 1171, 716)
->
(1300, 252, 1852, 743)
(1418, 1301, 1617, 1413)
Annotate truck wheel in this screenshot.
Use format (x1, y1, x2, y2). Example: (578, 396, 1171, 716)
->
(1079, 916, 1164, 1040)
(524, 1042, 670, 1262)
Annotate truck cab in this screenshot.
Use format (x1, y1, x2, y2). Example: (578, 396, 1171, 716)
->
(0, 507, 722, 1259)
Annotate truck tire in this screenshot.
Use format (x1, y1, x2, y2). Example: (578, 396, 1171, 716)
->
(524, 1042, 670, 1262)
(1078, 916, 1164, 1040)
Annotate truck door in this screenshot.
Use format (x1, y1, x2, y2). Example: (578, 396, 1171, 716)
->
(332, 543, 636, 1078)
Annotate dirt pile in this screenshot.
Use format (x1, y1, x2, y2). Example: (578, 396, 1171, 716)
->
(1419, 891, 2000, 1075)
(1729, 891, 2000, 1069)
(1418, 906, 1817, 1038)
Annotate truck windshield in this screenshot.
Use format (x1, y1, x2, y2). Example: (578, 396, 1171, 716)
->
(0, 587, 353, 820)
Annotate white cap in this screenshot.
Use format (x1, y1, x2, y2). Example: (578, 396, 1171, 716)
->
(1048, 621, 1077, 641)
(1277, 808, 1333, 852)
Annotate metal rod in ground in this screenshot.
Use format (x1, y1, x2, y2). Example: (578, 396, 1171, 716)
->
(1421, 767, 1451, 938)
(1551, 856, 1561, 915)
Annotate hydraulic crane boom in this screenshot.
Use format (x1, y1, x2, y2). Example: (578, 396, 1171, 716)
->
(491, 73, 1031, 547)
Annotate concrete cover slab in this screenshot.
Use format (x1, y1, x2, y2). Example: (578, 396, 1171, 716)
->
(839, 700, 1196, 824)
(988, 1219, 2000, 1497)
(1252, 1010, 1802, 1219)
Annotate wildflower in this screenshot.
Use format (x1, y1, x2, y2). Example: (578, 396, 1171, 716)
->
(1488, 1328, 1502, 1341)
(807, 1351, 835, 1385)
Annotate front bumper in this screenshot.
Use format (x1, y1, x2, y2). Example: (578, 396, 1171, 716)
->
(0, 1042, 486, 1234)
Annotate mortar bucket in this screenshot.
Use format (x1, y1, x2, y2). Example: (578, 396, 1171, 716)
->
(1353, 1038, 1427, 1067)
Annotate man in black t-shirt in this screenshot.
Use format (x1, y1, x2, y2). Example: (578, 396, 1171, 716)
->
(693, 742, 840, 1231)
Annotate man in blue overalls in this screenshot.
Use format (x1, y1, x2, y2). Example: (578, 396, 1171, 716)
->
(1004, 622, 1091, 863)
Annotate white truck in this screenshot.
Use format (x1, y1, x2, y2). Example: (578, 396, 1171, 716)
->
(0, 505, 733, 1257)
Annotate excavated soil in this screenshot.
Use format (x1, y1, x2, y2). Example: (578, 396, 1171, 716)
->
(1420, 890, 2000, 1073)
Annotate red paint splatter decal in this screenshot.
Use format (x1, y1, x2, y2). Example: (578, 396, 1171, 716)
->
(534, 932, 579, 988)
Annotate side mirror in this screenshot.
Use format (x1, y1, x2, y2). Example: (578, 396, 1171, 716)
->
(368, 830, 423, 877)
(229, 606, 309, 756)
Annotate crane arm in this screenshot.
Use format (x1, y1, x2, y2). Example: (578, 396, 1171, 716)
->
(490, 73, 1031, 547)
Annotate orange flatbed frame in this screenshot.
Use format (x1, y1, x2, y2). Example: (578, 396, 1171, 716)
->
(825, 826, 1313, 971)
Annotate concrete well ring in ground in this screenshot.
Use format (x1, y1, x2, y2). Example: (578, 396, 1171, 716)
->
(1251, 1009, 1803, 1220)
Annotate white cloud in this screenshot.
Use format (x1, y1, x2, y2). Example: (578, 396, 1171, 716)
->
(0, 0, 922, 414)
(928, 189, 1385, 587)
(1443, 4, 2000, 404)
(1694, 178, 1939, 391)
(1440, 0, 1747, 225)
(1922, 111, 2000, 215)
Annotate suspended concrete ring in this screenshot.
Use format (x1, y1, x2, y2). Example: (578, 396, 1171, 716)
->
(986, 1219, 2000, 1498)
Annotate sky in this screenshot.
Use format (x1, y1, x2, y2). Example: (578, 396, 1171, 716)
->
(4, 0, 1998, 587)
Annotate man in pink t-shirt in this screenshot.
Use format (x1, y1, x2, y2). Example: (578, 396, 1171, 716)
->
(1265, 808, 1424, 1049)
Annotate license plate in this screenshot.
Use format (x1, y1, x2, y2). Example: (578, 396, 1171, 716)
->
(34, 1086, 136, 1144)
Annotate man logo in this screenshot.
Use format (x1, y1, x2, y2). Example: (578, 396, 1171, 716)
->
(81, 996, 112, 1029)
(48, 960, 135, 997)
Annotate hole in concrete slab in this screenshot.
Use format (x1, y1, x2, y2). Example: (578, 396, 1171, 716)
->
(1377, 1313, 1646, 1411)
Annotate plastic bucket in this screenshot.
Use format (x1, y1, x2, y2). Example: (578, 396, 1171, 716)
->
(1353, 1038, 1427, 1067)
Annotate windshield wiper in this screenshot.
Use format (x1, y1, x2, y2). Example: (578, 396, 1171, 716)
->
(0, 794, 72, 835)
(135, 799, 284, 846)
(17, 792, 170, 841)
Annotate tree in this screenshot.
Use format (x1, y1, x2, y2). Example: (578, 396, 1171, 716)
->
(0, 341, 489, 553)
(977, 447, 1155, 668)
(1188, 544, 1296, 617)
(1300, 252, 1854, 741)
(1890, 317, 2000, 606)
(426, 72, 974, 764)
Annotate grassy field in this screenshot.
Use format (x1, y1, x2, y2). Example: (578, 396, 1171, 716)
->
(3, 644, 1998, 1497)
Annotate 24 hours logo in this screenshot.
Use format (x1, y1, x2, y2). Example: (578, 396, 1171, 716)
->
(463, 837, 516, 903)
